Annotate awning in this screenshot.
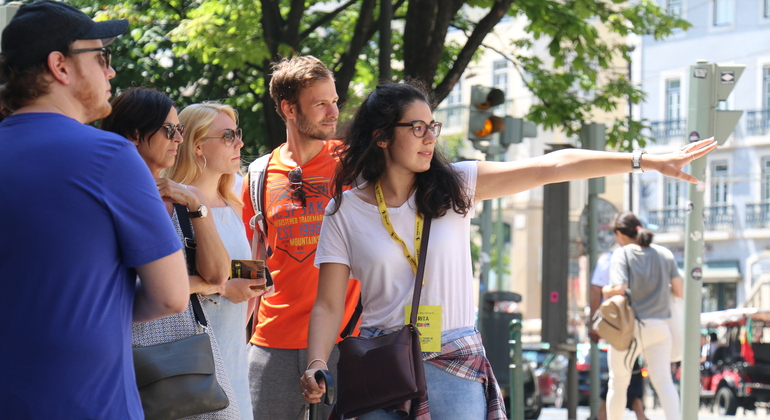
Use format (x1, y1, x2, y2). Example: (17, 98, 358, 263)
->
(677, 260, 741, 282)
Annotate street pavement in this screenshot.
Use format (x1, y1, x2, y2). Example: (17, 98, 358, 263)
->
(537, 405, 769, 420)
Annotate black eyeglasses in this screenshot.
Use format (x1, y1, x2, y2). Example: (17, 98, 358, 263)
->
(288, 166, 306, 208)
(69, 46, 112, 69)
(205, 128, 242, 146)
(393, 120, 442, 138)
(161, 123, 185, 139)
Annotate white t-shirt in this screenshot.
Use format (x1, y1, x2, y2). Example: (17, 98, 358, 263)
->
(590, 250, 613, 287)
(315, 161, 478, 333)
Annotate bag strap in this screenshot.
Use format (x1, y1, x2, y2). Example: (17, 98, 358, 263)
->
(172, 203, 209, 328)
(190, 294, 209, 327)
(173, 203, 197, 276)
(340, 216, 432, 338)
(248, 154, 272, 260)
(409, 216, 432, 325)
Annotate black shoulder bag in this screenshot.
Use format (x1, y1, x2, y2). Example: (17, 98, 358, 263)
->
(132, 204, 229, 420)
(334, 217, 432, 419)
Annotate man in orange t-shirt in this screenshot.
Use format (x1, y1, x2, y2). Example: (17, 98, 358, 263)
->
(241, 56, 359, 420)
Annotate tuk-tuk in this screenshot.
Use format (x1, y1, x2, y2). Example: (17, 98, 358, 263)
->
(699, 308, 770, 415)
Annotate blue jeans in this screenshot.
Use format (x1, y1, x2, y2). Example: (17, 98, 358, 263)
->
(357, 327, 487, 420)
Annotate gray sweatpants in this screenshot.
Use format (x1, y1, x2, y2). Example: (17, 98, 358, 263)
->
(248, 344, 341, 420)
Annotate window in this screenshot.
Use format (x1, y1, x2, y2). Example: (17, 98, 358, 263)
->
(762, 158, 770, 201)
(665, 178, 683, 207)
(711, 161, 729, 205)
(714, 0, 734, 26)
(447, 80, 462, 106)
(668, 0, 683, 17)
(446, 107, 462, 129)
(493, 60, 508, 94)
(666, 79, 681, 121)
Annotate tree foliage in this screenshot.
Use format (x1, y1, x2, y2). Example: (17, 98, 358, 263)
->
(62, 0, 688, 155)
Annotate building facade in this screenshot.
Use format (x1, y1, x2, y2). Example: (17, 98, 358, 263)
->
(637, 0, 770, 310)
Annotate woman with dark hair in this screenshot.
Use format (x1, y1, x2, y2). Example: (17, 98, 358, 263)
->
(101, 87, 242, 419)
(302, 82, 712, 419)
(603, 211, 683, 420)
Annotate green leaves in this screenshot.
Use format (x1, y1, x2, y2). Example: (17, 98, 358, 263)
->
(70, 0, 689, 153)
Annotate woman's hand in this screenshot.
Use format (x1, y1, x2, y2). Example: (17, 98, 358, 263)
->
(156, 178, 201, 209)
(221, 278, 269, 304)
(300, 369, 325, 404)
(645, 138, 717, 184)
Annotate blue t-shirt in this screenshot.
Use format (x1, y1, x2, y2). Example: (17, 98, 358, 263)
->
(0, 113, 182, 418)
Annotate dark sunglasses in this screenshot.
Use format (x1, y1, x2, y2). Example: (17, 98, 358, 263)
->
(69, 46, 112, 69)
(205, 128, 242, 147)
(161, 123, 185, 139)
(393, 120, 442, 138)
(288, 166, 306, 208)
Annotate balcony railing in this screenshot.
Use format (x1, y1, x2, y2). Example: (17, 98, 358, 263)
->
(647, 208, 686, 233)
(745, 202, 770, 229)
(646, 204, 736, 233)
(746, 109, 770, 136)
(704, 204, 737, 231)
(648, 119, 686, 145)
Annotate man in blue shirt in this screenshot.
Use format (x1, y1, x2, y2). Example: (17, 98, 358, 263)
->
(0, 2, 189, 418)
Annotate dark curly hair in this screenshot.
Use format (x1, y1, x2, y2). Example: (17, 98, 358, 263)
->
(330, 81, 472, 219)
(0, 56, 52, 116)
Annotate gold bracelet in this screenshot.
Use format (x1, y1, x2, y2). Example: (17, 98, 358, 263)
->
(306, 358, 328, 371)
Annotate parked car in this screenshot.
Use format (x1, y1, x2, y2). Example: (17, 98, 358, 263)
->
(535, 342, 609, 408)
(697, 308, 770, 415)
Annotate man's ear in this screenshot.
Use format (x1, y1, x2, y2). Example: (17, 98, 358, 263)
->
(281, 99, 297, 120)
(47, 51, 72, 85)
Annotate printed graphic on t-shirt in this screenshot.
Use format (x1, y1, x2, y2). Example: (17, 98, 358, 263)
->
(266, 172, 331, 263)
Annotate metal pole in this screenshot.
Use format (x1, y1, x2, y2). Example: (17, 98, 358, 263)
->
(582, 123, 606, 420)
(680, 61, 712, 420)
(681, 158, 706, 420)
(509, 319, 524, 420)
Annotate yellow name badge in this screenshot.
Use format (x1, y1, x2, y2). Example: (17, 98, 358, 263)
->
(405, 305, 442, 353)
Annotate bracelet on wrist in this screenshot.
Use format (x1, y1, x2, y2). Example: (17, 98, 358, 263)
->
(306, 358, 328, 371)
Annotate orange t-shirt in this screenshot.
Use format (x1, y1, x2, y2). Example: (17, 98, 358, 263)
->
(241, 140, 360, 349)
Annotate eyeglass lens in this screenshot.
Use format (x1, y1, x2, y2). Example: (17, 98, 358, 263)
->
(288, 167, 305, 208)
(222, 128, 243, 146)
(412, 121, 441, 138)
(163, 123, 184, 139)
(69, 46, 112, 69)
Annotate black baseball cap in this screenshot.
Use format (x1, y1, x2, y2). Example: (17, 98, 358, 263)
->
(1, 1, 128, 71)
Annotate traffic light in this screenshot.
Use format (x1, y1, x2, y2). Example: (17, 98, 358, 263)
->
(468, 85, 505, 147)
(688, 61, 744, 145)
(468, 85, 537, 150)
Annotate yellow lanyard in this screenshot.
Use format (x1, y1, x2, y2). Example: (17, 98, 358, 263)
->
(374, 179, 423, 274)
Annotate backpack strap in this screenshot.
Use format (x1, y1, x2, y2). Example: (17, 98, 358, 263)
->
(248, 153, 272, 261)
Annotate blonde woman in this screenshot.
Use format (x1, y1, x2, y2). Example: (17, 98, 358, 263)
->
(167, 102, 267, 420)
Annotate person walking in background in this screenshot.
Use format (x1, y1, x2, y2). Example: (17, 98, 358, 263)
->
(240, 55, 361, 420)
(101, 88, 243, 419)
(590, 247, 647, 420)
(604, 212, 683, 420)
(168, 101, 269, 419)
(0, 2, 189, 417)
(301, 81, 714, 418)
